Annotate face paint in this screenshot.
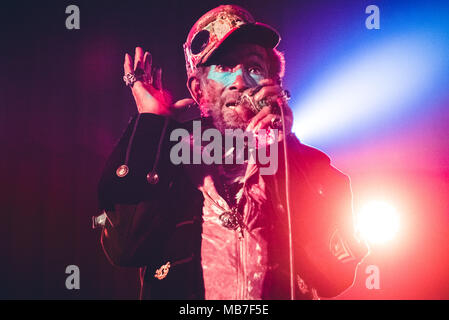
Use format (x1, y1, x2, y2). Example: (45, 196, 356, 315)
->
(207, 65, 241, 87)
(207, 65, 263, 88)
(248, 72, 264, 85)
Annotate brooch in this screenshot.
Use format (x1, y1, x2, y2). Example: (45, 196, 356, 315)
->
(154, 261, 171, 280)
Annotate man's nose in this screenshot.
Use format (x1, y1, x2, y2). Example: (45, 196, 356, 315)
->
(229, 65, 250, 91)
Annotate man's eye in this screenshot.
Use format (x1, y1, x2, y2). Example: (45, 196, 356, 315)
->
(248, 66, 263, 75)
(216, 65, 232, 72)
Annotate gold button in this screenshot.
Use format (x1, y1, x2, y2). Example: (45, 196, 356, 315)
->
(146, 172, 159, 184)
(116, 164, 129, 178)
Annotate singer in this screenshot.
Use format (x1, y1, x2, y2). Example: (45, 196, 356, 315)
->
(96, 5, 368, 299)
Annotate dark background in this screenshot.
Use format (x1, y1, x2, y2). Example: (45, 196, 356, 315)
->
(1, 0, 448, 299)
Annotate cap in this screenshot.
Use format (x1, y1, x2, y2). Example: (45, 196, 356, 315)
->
(183, 5, 281, 79)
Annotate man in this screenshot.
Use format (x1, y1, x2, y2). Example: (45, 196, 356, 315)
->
(96, 5, 368, 300)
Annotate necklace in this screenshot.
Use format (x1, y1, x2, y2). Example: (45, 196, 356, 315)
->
(219, 179, 245, 239)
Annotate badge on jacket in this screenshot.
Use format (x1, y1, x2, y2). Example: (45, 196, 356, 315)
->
(154, 262, 171, 280)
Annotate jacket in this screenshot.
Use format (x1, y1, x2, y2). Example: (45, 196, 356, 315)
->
(97, 111, 369, 299)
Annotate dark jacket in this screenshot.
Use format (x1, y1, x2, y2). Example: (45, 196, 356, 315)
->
(97, 112, 368, 299)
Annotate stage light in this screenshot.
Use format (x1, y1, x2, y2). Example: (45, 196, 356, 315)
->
(356, 201, 400, 244)
(291, 33, 448, 146)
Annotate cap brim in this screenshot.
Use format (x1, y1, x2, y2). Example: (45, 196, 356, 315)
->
(204, 22, 280, 64)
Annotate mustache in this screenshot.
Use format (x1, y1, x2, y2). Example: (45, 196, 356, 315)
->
(224, 85, 264, 111)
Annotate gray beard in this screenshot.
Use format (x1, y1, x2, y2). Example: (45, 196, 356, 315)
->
(201, 97, 249, 134)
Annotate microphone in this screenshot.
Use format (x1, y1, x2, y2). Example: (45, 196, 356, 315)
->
(234, 85, 265, 114)
(234, 86, 290, 115)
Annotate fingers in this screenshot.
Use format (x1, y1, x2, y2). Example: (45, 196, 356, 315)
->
(134, 47, 144, 71)
(245, 87, 282, 132)
(173, 98, 195, 109)
(254, 113, 278, 132)
(251, 112, 287, 147)
(246, 106, 271, 132)
(124, 48, 151, 74)
(153, 66, 163, 90)
(124, 53, 133, 74)
(253, 85, 283, 102)
(143, 51, 152, 78)
(246, 99, 293, 134)
(124, 47, 164, 92)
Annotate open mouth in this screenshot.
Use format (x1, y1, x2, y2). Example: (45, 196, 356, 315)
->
(225, 101, 237, 108)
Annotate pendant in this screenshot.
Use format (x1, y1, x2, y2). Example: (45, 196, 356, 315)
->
(219, 209, 241, 230)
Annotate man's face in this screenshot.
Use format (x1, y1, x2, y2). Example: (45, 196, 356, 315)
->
(198, 43, 271, 132)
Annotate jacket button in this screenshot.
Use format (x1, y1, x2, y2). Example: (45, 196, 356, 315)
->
(147, 172, 159, 184)
(116, 164, 129, 178)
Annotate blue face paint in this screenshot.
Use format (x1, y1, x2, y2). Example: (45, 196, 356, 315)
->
(207, 65, 264, 88)
(249, 72, 264, 85)
(207, 66, 241, 87)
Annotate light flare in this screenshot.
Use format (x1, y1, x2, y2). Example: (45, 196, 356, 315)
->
(356, 201, 400, 244)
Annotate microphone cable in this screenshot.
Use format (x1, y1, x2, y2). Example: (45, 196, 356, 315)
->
(278, 96, 296, 300)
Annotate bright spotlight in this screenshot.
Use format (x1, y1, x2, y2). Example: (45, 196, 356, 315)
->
(356, 201, 400, 244)
(292, 34, 448, 145)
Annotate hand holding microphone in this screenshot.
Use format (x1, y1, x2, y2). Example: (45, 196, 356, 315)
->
(243, 79, 293, 138)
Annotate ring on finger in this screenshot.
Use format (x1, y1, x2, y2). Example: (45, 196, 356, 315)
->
(257, 98, 270, 110)
(270, 115, 283, 129)
(123, 69, 150, 87)
(123, 72, 138, 87)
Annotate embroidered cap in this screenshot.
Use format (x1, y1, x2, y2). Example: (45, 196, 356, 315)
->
(183, 5, 281, 79)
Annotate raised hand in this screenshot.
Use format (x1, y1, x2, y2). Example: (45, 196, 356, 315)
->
(124, 47, 193, 115)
